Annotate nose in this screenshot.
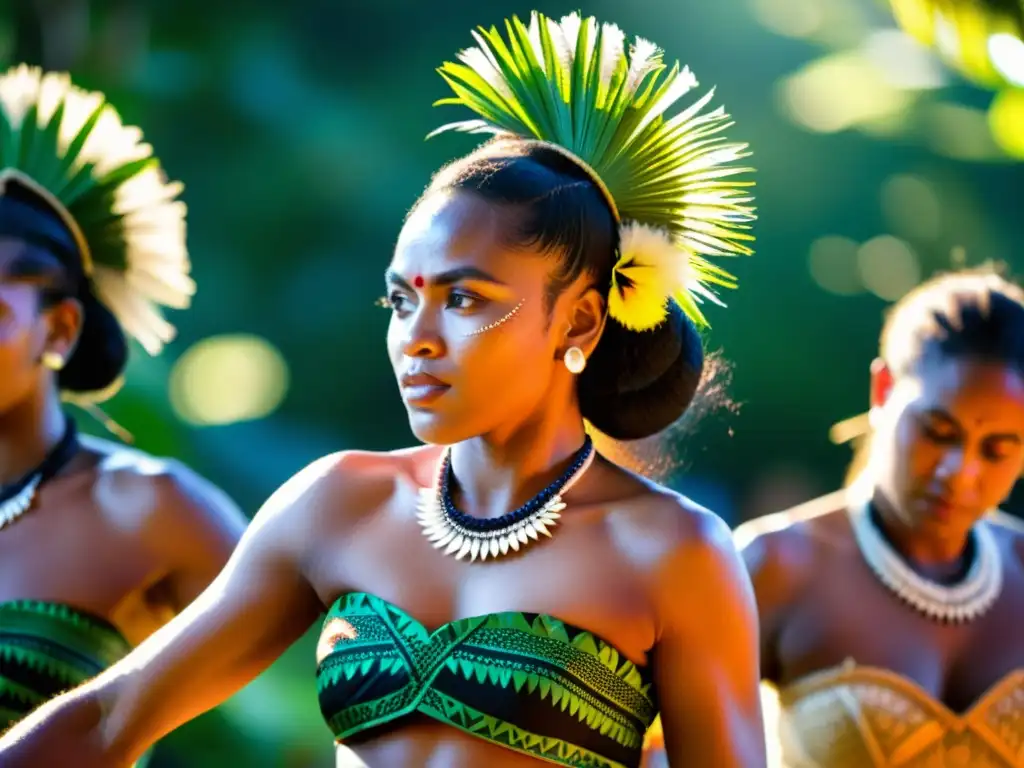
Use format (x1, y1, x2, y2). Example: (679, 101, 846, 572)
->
(935, 447, 981, 496)
(398, 305, 445, 360)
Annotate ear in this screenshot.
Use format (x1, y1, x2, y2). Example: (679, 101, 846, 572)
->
(40, 297, 84, 364)
(869, 357, 893, 425)
(558, 285, 606, 359)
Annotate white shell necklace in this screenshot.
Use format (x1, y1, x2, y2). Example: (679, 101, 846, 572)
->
(847, 498, 1003, 623)
(0, 419, 79, 531)
(0, 475, 44, 530)
(417, 437, 596, 562)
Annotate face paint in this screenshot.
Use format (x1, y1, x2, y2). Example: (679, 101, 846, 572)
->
(465, 299, 525, 336)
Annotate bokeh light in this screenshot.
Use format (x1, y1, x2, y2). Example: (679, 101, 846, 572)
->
(779, 52, 915, 133)
(921, 102, 1005, 160)
(988, 88, 1024, 159)
(857, 234, 921, 300)
(862, 29, 947, 90)
(748, 0, 825, 39)
(988, 32, 1024, 86)
(880, 174, 943, 241)
(809, 236, 863, 295)
(887, 0, 1024, 91)
(169, 335, 290, 426)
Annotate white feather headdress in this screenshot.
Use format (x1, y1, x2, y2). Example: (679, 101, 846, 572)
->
(0, 64, 193, 357)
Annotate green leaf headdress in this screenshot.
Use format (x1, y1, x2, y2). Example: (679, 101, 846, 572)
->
(428, 11, 756, 331)
(0, 64, 193, 357)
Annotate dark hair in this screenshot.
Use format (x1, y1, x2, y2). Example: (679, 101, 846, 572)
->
(419, 137, 706, 440)
(0, 177, 128, 396)
(881, 265, 1024, 376)
(846, 265, 1024, 484)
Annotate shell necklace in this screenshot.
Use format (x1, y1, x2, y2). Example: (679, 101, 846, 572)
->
(417, 436, 596, 562)
(0, 418, 80, 531)
(848, 498, 1002, 623)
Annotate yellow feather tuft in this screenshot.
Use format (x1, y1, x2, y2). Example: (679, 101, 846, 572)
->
(608, 222, 690, 332)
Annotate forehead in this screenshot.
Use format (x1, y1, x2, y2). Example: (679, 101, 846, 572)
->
(910, 357, 1024, 428)
(390, 192, 548, 283)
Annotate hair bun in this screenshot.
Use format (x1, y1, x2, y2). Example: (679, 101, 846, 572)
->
(578, 302, 704, 440)
(58, 291, 129, 398)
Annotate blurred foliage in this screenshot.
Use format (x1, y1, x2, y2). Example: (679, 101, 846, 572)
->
(887, 0, 1024, 91)
(1, 0, 1021, 765)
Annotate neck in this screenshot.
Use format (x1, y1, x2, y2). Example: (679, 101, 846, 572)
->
(448, 405, 589, 521)
(0, 384, 66, 487)
(869, 486, 973, 581)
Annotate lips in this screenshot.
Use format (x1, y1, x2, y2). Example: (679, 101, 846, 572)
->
(400, 372, 450, 406)
(921, 494, 957, 521)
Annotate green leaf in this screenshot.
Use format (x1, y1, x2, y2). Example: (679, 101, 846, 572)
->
(427, 12, 757, 329)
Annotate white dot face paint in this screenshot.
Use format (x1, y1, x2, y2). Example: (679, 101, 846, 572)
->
(464, 299, 525, 336)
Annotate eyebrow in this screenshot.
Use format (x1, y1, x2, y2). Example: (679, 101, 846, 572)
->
(922, 408, 1022, 443)
(385, 267, 507, 289)
(921, 408, 958, 427)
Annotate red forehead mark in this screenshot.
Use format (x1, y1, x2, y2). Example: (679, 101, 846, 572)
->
(413, 275, 425, 288)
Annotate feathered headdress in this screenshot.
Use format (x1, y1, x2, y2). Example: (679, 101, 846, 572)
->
(428, 12, 756, 331)
(0, 64, 193, 357)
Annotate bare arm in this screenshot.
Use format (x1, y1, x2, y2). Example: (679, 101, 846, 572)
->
(734, 518, 785, 684)
(651, 505, 767, 768)
(734, 505, 822, 684)
(0, 454, 349, 767)
(145, 460, 249, 611)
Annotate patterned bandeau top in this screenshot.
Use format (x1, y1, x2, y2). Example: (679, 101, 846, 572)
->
(775, 662, 1024, 768)
(316, 591, 660, 768)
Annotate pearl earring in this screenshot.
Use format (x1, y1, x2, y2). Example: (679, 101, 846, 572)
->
(563, 346, 586, 374)
(41, 351, 65, 371)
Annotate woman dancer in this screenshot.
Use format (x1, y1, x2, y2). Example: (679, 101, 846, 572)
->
(0, 13, 765, 767)
(0, 65, 245, 734)
(740, 268, 1024, 767)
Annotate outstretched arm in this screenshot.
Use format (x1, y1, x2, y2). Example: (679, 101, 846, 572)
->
(0, 454, 349, 767)
(651, 504, 767, 768)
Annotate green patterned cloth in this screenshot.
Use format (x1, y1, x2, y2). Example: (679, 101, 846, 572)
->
(0, 600, 153, 766)
(316, 592, 658, 767)
(0, 600, 131, 728)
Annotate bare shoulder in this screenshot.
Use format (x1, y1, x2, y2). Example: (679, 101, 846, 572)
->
(623, 486, 733, 558)
(607, 482, 760, 648)
(989, 509, 1024, 536)
(640, 491, 740, 574)
(733, 489, 849, 583)
(596, 464, 746, 592)
(253, 444, 442, 535)
(988, 510, 1024, 564)
(76, 435, 239, 531)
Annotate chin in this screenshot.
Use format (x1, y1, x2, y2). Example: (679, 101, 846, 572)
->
(912, 505, 976, 538)
(406, 410, 474, 446)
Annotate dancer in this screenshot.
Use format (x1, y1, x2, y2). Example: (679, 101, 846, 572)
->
(741, 268, 1024, 767)
(0, 13, 764, 767)
(0, 65, 246, 737)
